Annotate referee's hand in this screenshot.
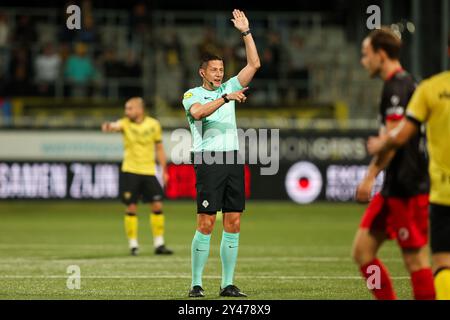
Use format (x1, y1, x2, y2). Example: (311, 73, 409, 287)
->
(231, 9, 250, 33)
(227, 87, 249, 103)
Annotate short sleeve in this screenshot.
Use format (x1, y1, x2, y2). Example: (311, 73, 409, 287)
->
(226, 76, 244, 92)
(154, 120, 162, 143)
(182, 90, 201, 112)
(117, 117, 127, 130)
(381, 82, 410, 122)
(406, 81, 430, 124)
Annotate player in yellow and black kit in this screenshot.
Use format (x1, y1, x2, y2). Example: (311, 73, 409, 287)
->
(102, 97, 173, 256)
(368, 70, 450, 299)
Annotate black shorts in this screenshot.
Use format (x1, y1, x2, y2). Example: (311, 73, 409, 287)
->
(430, 203, 450, 253)
(120, 171, 164, 205)
(192, 151, 245, 214)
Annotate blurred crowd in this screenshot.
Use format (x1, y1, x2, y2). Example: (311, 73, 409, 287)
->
(0, 1, 312, 104)
(0, 2, 148, 98)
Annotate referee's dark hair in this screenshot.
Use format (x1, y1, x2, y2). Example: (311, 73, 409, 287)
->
(367, 27, 402, 60)
(199, 53, 223, 69)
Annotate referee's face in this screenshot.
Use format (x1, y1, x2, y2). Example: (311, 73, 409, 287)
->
(361, 38, 382, 78)
(201, 60, 224, 87)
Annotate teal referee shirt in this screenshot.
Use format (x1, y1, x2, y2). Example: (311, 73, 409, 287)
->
(182, 76, 243, 152)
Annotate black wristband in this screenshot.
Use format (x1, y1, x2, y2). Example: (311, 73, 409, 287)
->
(241, 29, 251, 37)
(222, 94, 230, 103)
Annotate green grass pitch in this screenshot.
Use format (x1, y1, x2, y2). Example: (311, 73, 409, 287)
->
(0, 201, 416, 300)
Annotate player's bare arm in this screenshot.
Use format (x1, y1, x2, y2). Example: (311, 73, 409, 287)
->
(367, 118, 419, 155)
(232, 9, 261, 87)
(356, 117, 405, 203)
(356, 124, 397, 202)
(101, 121, 122, 132)
(189, 87, 249, 120)
(155, 142, 169, 186)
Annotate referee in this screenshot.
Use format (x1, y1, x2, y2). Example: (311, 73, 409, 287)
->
(367, 67, 450, 299)
(102, 97, 173, 256)
(182, 9, 260, 298)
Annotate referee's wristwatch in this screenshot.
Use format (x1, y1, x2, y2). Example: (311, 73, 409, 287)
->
(222, 94, 230, 103)
(241, 29, 251, 37)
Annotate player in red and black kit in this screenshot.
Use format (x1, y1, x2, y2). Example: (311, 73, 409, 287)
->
(352, 28, 435, 300)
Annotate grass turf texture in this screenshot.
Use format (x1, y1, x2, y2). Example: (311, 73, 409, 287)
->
(0, 201, 415, 300)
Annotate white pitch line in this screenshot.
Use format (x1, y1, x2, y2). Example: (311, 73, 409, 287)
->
(0, 256, 404, 263)
(0, 274, 411, 280)
(0, 243, 354, 250)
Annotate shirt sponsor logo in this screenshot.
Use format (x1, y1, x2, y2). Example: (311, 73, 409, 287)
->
(390, 95, 400, 106)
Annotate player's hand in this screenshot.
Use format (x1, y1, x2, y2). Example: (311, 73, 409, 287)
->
(101, 122, 111, 132)
(367, 135, 387, 155)
(226, 87, 249, 103)
(231, 9, 250, 33)
(355, 177, 374, 203)
(163, 171, 169, 187)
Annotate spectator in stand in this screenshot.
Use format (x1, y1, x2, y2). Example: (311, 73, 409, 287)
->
(0, 12, 10, 77)
(76, 15, 98, 44)
(257, 47, 277, 80)
(7, 46, 34, 96)
(120, 50, 143, 97)
(13, 15, 37, 46)
(265, 31, 281, 78)
(101, 47, 123, 78)
(64, 42, 97, 97)
(0, 98, 12, 125)
(162, 31, 183, 70)
(287, 34, 310, 99)
(35, 43, 62, 96)
(129, 2, 152, 52)
(0, 12, 9, 47)
(198, 28, 222, 58)
(122, 50, 142, 78)
(223, 44, 240, 81)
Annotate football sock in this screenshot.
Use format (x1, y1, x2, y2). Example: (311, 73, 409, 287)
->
(124, 212, 138, 248)
(220, 231, 240, 288)
(360, 258, 396, 300)
(411, 268, 435, 300)
(434, 268, 450, 300)
(150, 211, 165, 248)
(191, 230, 211, 287)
